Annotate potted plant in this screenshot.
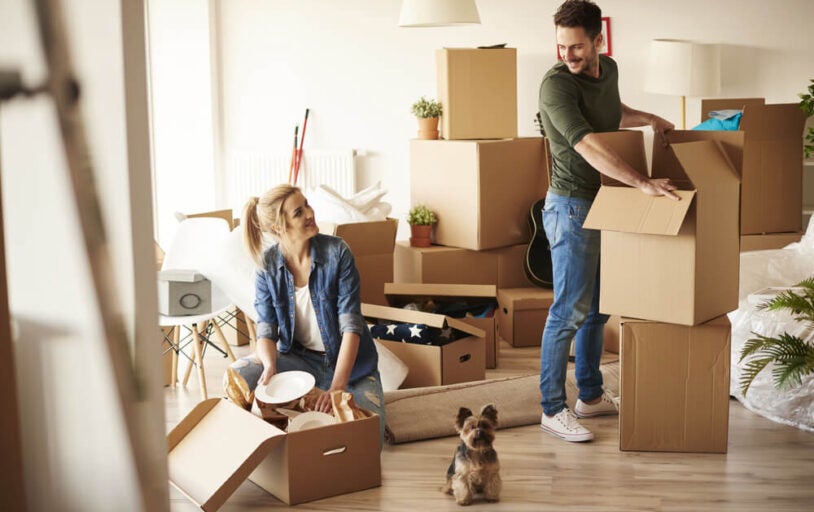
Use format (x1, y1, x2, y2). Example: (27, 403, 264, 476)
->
(738, 276, 814, 395)
(406, 204, 438, 247)
(799, 79, 814, 159)
(411, 96, 443, 140)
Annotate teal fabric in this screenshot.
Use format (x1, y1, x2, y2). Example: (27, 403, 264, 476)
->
(692, 111, 742, 131)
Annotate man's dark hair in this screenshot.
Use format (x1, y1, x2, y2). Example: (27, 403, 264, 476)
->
(554, 0, 602, 40)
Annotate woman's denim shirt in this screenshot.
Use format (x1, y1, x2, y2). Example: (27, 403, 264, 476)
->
(254, 233, 378, 383)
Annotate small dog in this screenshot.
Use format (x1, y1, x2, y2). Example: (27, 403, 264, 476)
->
(442, 404, 502, 505)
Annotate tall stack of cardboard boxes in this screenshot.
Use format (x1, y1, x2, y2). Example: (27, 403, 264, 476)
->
(583, 130, 742, 454)
(394, 47, 554, 372)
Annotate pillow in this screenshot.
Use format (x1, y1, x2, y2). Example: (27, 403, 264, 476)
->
(374, 340, 409, 391)
(692, 110, 742, 131)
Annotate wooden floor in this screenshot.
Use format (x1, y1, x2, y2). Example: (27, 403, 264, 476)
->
(165, 340, 814, 511)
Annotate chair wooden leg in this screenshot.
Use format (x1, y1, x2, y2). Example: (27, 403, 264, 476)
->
(210, 320, 236, 361)
(246, 317, 257, 351)
(171, 326, 179, 388)
(181, 323, 205, 387)
(190, 323, 207, 400)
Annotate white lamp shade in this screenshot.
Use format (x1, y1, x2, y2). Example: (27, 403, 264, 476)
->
(645, 39, 721, 97)
(398, 0, 481, 27)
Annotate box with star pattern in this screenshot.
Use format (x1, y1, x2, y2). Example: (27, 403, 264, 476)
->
(362, 300, 485, 389)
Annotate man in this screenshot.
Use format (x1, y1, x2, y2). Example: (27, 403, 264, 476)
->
(537, 0, 680, 442)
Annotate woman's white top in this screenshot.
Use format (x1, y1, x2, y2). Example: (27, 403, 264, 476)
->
(294, 285, 325, 352)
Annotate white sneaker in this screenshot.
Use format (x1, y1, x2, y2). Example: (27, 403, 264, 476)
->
(540, 408, 594, 442)
(574, 392, 619, 418)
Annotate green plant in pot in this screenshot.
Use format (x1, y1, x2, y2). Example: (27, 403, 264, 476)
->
(739, 277, 814, 396)
(411, 96, 443, 140)
(407, 204, 438, 247)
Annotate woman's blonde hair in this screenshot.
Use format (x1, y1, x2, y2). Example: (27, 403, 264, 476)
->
(242, 184, 301, 267)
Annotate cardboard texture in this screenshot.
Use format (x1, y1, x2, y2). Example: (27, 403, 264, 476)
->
(436, 47, 517, 140)
(362, 302, 485, 388)
(320, 218, 398, 306)
(497, 288, 555, 347)
(410, 138, 548, 250)
(620, 316, 731, 453)
(584, 131, 741, 326)
(694, 98, 806, 235)
(384, 282, 498, 369)
(168, 399, 381, 509)
(740, 231, 803, 252)
(394, 242, 532, 289)
(603, 315, 621, 354)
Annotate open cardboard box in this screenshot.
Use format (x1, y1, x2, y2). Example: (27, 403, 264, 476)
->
(384, 282, 498, 368)
(362, 300, 485, 388)
(620, 316, 730, 453)
(320, 218, 398, 306)
(584, 131, 740, 326)
(168, 398, 380, 509)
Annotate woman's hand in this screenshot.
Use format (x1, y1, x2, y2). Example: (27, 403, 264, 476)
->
(314, 386, 344, 413)
(257, 362, 276, 388)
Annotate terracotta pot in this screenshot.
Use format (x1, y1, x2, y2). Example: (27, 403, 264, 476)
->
(416, 117, 439, 140)
(409, 224, 433, 247)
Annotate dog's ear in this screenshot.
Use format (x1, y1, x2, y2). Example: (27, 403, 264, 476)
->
(455, 407, 473, 431)
(480, 403, 498, 426)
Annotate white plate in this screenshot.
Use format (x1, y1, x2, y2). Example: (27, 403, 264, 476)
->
(254, 371, 316, 406)
(287, 411, 337, 432)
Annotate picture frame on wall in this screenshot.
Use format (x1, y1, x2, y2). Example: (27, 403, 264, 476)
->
(555, 16, 612, 59)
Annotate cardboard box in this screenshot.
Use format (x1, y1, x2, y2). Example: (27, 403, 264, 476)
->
(620, 316, 730, 453)
(703, 98, 806, 234)
(168, 398, 381, 509)
(394, 242, 532, 289)
(584, 131, 741, 326)
(740, 231, 803, 252)
(157, 269, 212, 316)
(384, 282, 499, 369)
(410, 138, 548, 250)
(362, 302, 485, 388)
(320, 218, 398, 306)
(497, 288, 555, 347)
(436, 47, 517, 140)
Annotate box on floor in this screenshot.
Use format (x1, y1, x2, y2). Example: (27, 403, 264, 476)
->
(436, 47, 517, 140)
(362, 300, 485, 388)
(497, 287, 555, 348)
(384, 282, 499, 369)
(394, 241, 532, 289)
(620, 316, 730, 453)
(168, 398, 381, 508)
(320, 218, 398, 306)
(410, 137, 549, 251)
(583, 131, 740, 326)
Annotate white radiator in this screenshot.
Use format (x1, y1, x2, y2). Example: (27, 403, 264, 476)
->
(225, 149, 356, 213)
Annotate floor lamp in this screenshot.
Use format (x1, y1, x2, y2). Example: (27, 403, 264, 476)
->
(644, 39, 720, 129)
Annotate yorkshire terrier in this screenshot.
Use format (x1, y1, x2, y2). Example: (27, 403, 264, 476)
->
(442, 404, 502, 505)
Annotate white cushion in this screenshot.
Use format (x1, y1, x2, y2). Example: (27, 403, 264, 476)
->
(374, 339, 409, 391)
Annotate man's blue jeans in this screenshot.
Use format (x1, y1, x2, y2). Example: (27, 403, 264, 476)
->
(539, 192, 609, 417)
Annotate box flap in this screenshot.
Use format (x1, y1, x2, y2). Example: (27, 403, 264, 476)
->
(159, 269, 206, 283)
(362, 303, 484, 338)
(653, 130, 745, 181)
(384, 282, 497, 301)
(583, 187, 696, 235)
(320, 218, 398, 256)
(671, 140, 741, 188)
(595, 131, 648, 184)
(701, 98, 764, 121)
(168, 399, 286, 511)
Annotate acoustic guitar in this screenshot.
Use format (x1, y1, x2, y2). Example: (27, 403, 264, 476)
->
(524, 198, 553, 288)
(524, 112, 554, 289)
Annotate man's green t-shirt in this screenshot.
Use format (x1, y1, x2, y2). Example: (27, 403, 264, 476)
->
(538, 54, 622, 200)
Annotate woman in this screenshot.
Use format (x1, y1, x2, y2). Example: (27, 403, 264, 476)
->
(229, 184, 386, 442)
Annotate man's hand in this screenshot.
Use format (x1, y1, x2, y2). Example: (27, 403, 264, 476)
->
(641, 178, 680, 200)
(650, 115, 675, 147)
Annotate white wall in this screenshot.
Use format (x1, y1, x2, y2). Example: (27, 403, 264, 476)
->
(204, 0, 813, 240)
(0, 0, 167, 510)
